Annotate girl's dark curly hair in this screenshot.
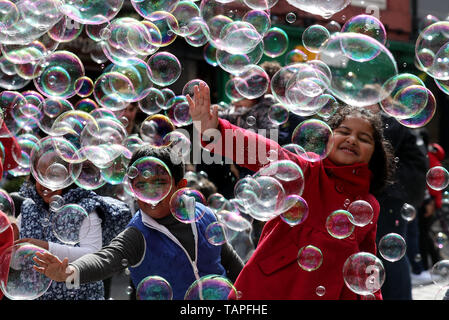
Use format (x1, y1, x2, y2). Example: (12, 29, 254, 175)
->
(326, 105, 396, 197)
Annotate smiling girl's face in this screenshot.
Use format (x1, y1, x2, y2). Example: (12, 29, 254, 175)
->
(327, 116, 375, 166)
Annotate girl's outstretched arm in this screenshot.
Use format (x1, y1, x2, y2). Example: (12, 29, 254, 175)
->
(187, 83, 310, 174)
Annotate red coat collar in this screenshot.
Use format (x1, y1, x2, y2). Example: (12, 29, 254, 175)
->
(322, 158, 372, 196)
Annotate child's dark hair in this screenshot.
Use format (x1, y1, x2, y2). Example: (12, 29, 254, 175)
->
(326, 105, 395, 196)
(128, 145, 185, 184)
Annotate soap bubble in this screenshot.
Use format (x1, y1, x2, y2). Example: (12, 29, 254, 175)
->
(184, 274, 237, 300)
(280, 195, 308, 227)
(268, 103, 289, 126)
(400, 203, 416, 222)
(205, 221, 228, 246)
(302, 25, 330, 53)
(427, 166, 449, 191)
(0, 243, 52, 300)
(60, 0, 123, 25)
(165, 96, 192, 127)
(397, 88, 436, 128)
(51, 204, 90, 245)
(297, 245, 323, 271)
(284, 49, 308, 65)
(168, 1, 201, 37)
(30, 136, 82, 191)
(136, 275, 173, 300)
(341, 14, 387, 45)
(291, 119, 334, 162)
(347, 200, 374, 227)
(131, 0, 179, 20)
(318, 32, 398, 107)
(233, 64, 270, 100)
(146, 11, 178, 47)
(139, 114, 175, 146)
(169, 187, 206, 223)
(203, 42, 218, 67)
(147, 52, 182, 86)
(325, 210, 355, 239)
(325, 21, 341, 34)
(415, 21, 449, 80)
(243, 9, 271, 36)
(0, 1, 19, 30)
(216, 210, 251, 232)
(342, 252, 385, 295)
(378, 233, 407, 262)
(431, 260, 449, 288)
(34, 51, 85, 99)
(263, 27, 289, 58)
(285, 0, 351, 19)
(127, 156, 173, 206)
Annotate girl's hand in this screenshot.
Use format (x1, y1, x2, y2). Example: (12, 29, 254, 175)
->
(15, 238, 49, 250)
(32, 251, 72, 282)
(186, 82, 219, 135)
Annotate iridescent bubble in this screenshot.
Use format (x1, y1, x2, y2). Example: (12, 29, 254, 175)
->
(0, 0, 19, 30)
(268, 103, 289, 126)
(127, 156, 173, 205)
(207, 193, 227, 213)
(47, 15, 83, 43)
(378, 233, 407, 262)
(285, 0, 351, 19)
(93, 72, 130, 112)
(72, 157, 106, 190)
(34, 51, 85, 99)
(203, 42, 218, 67)
(161, 130, 191, 163)
(60, 0, 123, 25)
(0, 210, 10, 234)
(342, 14, 387, 45)
(233, 64, 270, 100)
(51, 204, 90, 245)
(101, 146, 132, 185)
(182, 79, 208, 98)
(131, 0, 179, 20)
(316, 285, 326, 297)
(254, 159, 305, 197)
(147, 51, 181, 86)
(205, 221, 227, 246)
(400, 203, 416, 222)
(415, 21, 449, 80)
(75, 76, 94, 98)
(138, 88, 165, 115)
(317, 94, 339, 119)
(139, 114, 175, 146)
(263, 27, 289, 58)
(297, 245, 323, 271)
(284, 49, 308, 65)
(427, 166, 449, 191)
(397, 88, 436, 128)
(0, 243, 52, 300)
(435, 78, 449, 95)
(224, 77, 244, 102)
(0, 189, 14, 220)
(75, 98, 99, 113)
(169, 187, 206, 223)
(431, 260, 449, 288)
(347, 200, 374, 227)
(49, 194, 64, 212)
(325, 21, 341, 34)
(243, 9, 271, 36)
(325, 210, 355, 239)
(38, 97, 74, 135)
(302, 25, 330, 53)
(435, 232, 448, 249)
(216, 42, 264, 75)
(342, 252, 386, 295)
(291, 119, 334, 162)
(219, 21, 263, 55)
(245, 176, 286, 221)
(419, 14, 440, 32)
(136, 275, 173, 300)
(146, 11, 178, 47)
(280, 194, 309, 227)
(285, 12, 296, 24)
(184, 275, 237, 300)
(30, 136, 82, 190)
(216, 210, 251, 232)
(318, 32, 398, 107)
(168, 0, 201, 37)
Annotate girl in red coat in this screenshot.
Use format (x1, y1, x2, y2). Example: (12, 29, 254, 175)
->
(187, 83, 395, 300)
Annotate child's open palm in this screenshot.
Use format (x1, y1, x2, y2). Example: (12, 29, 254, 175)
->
(186, 82, 219, 135)
(32, 251, 72, 282)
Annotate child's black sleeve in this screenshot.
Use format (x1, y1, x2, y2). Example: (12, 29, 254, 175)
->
(220, 242, 245, 282)
(70, 226, 145, 284)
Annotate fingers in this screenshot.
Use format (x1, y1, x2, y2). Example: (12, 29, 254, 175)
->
(32, 256, 48, 268)
(33, 265, 46, 274)
(35, 251, 60, 264)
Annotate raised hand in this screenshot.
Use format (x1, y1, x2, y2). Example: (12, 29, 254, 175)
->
(32, 251, 73, 282)
(186, 82, 219, 135)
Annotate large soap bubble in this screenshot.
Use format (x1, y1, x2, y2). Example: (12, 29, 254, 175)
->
(285, 0, 351, 19)
(60, 0, 124, 25)
(318, 32, 398, 107)
(184, 274, 237, 300)
(0, 243, 52, 300)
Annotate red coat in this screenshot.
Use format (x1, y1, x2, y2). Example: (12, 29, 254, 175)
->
(0, 122, 21, 178)
(0, 210, 13, 300)
(203, 119, 382, 300)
